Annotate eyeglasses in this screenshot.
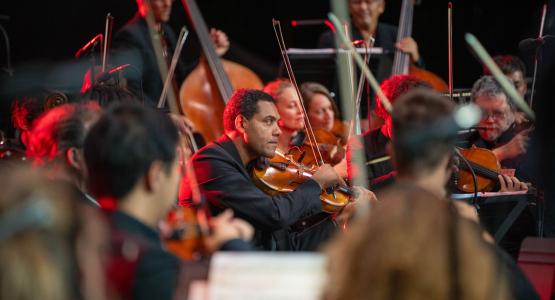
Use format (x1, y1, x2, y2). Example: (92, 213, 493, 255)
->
(480, 109, 508, 121)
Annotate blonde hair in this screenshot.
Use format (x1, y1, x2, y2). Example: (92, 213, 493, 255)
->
(263, 79, 293, 102)
(0, 166, 76, 300)
(324, 184, 510, 300)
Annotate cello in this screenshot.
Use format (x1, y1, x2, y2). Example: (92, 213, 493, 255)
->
(392, 0, 448, 92)
(179, 0, 263, 143)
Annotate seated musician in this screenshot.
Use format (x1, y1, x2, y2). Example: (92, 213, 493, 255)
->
(468, 75, 532, 182)
(25, 102, 101, 206)
(485, 55, 529, 126)
(300, 81, 347, 143)
(84, 103, 253, 300)
(362, 74, 431, 190)
(112, 0, 230, 107)
(467, 75, 535, 258)
(190, 89, 373, 251)
(263, 79, 306, 153)
(380, 88, 538, 300)
(317, 0, 424, 128)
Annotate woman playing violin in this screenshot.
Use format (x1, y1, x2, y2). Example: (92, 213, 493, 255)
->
(263, 79, 306, 153)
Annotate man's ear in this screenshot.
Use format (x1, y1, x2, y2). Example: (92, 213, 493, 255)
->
(66, 147, 83, 171)
(145, 161, 163, 193)
(234, 115, 247, 134)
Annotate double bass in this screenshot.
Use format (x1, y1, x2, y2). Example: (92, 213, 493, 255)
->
(392, 0, 448, 92)
(179, 0, 263, 143)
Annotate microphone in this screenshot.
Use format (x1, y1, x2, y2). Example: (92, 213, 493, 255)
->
(290, 19, 336, 32)
(398, 103, 482, 146)
(519, 35, 555, 52)
(75, 34, 103, 59)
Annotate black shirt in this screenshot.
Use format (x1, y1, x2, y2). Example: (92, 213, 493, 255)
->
(191, 135, 336, 251)
(362, 128, 395, 190)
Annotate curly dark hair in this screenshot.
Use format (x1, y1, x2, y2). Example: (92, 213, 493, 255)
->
(375, 75, 432, 120)
(223, 89, 275, 132)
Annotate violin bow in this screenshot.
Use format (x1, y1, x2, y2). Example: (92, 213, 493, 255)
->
(271, 19, 326, 166)
(328, 13, 392, 114)
(158, 27, 189, 109)
(448, 3, 453, 100)
(101, 13, 114, 73)
(143, 1, 198, 152)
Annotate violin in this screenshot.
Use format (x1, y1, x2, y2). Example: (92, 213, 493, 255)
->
(290, 128, 346, 166)
(456, 146, 502, 193)
(251, 150, 352, 214)
(164, 137, 211, 261)
(139, 3, 212, 260)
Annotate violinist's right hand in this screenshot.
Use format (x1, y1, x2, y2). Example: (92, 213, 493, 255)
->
(312, 164, 343, 189)
(205, 209, 254, 253)
(492, 127, 531, 161)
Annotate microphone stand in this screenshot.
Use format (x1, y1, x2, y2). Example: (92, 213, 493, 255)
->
(530, 3, 548, 109)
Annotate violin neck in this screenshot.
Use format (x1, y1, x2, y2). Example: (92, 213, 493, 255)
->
(460, 159, 500, 182)
(182, 0, 234, 102)
(391, 0, 414, 75)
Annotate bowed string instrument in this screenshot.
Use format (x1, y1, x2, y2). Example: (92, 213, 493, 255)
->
(142, 1, 211, 260)
(250, 19, 355, 214)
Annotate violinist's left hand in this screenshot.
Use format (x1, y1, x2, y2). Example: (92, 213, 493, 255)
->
(395, 37, 420, 63)
(210, 28, 230, 56)
(498, 174, 528, 192)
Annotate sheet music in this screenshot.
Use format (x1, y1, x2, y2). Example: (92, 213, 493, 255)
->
(190, 252, 326, 300)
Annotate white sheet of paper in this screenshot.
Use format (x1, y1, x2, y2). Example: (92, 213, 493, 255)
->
(204, 252, 326, 300)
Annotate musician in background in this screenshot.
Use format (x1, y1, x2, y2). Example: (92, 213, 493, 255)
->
(190, 89, 373, 251)
(112, 0, 230, 107)
(467, 75, 536, 259)
(375, 89, 537, 299)
(361, 74, 430, 190)
(469, 76, 532, 179)
(25, 102, 102, 206)
(484, 54, 529, 125)
(263, 79, 306, 154)
(317, 0, 424, 129)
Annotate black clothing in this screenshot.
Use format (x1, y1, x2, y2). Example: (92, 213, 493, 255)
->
(465, 123, 537, 258)
(191, 135, 337, 251)
(362, 128, 395, 190)
(107, 210, 250, 300)
(112, 14, 197, 107)
(318, 22, 424, 119)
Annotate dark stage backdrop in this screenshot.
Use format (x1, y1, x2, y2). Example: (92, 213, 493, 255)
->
(0, 0, 547, 88)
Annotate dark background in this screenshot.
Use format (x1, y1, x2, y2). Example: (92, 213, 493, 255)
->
(0, 0, 549, 88)
(1, 0, 555, 236)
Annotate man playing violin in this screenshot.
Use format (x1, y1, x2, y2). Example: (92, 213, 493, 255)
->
(191, 89, 372, 251)
(84, 103, 253, 300)
(112, 0, 230, 107)
(466, 75, 537, 258)
(469, 76, 532, 181)
(378, 89, 539, 298)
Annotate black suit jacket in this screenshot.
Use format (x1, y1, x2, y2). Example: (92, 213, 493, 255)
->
(112, 14, 197, 107)
(191, 135, 336, 251)
(107, 210, 251, 300)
